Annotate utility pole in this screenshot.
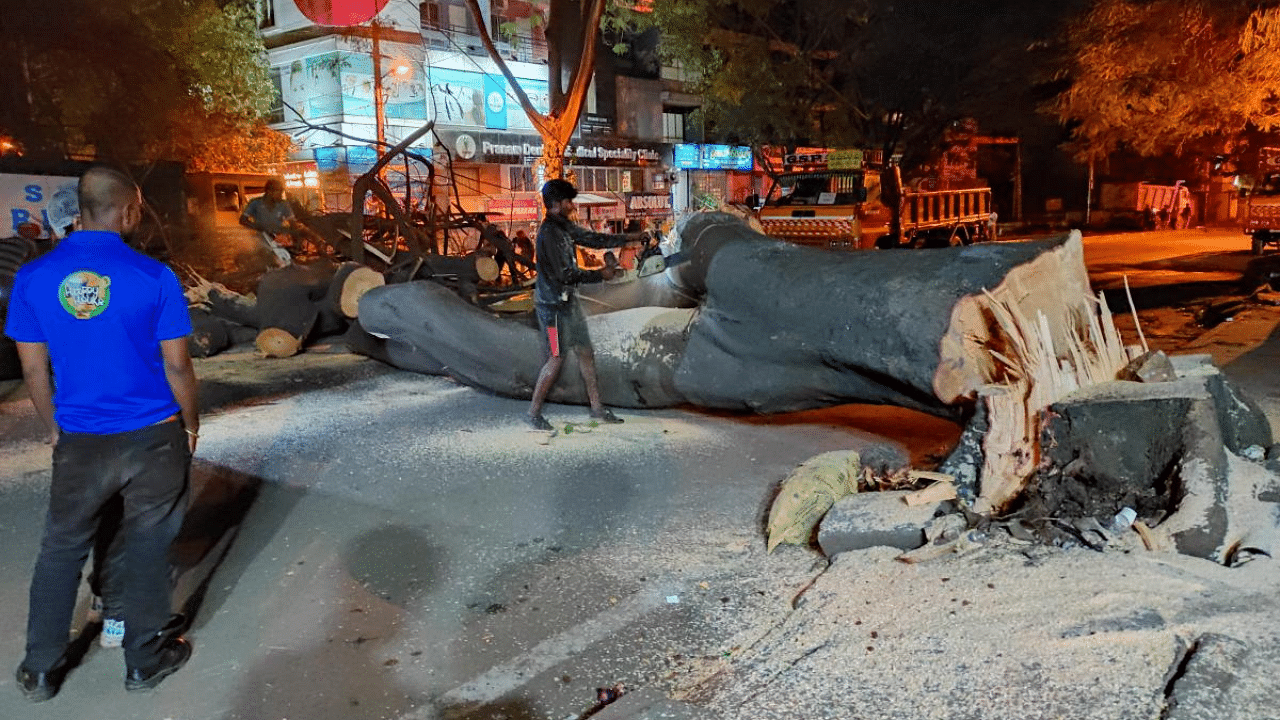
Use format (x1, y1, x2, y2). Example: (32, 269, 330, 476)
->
(371, 19, 387, 157)
(1085, 158, 1094, 228)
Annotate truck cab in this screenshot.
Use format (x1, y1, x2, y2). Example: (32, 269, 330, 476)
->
(756, 150, 992, 250)
(756, 150, 884, 250)
(1245, 147, 1280, 254)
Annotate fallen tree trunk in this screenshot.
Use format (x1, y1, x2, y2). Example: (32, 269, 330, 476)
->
(358, 280, 692, 407)
(359, 215, 1131, 512)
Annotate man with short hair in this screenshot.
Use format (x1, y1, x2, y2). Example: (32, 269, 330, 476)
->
(527, 178, 649, 430)
(5, 165, 197, 701)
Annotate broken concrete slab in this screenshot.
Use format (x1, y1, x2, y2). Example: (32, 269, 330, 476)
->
(1168, 354, 1273, 451)
(1118, 349, 1178, 383)
(817, 491, 950, 556)
(1162, 634, 1250, 720)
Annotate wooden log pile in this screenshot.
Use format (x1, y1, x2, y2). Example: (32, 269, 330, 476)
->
(185, 260, 384, 358)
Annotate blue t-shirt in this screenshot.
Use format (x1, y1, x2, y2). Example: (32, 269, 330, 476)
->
(4, 230, 193, 434)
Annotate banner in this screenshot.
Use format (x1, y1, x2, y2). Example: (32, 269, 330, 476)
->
(484, 74, 507, 130)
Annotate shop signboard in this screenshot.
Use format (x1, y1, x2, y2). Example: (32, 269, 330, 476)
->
(425, 67, 548, 131)
(1, 173, 78, 237)
(672, 144, 753, 171)
(673, 144, 701, 169)
(626, 193, 672, 217)
(486, 196, 541, 222)
(468, 132, 664, 167)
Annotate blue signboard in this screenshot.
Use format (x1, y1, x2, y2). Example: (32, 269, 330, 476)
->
(701, 144, 733, 169)
(673, 143, 752, 170)
(673, 144, 701, 169)
(484, 74, 507, 130)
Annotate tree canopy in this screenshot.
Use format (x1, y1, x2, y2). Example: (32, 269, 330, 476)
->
(619, 0, 1081, 174)
(1049, 0, 1280, 163)
(613, 0, 870, 152)
(0, 0, 286, 167)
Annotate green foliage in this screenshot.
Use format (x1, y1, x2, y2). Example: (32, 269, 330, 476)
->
(1049, 0, 1280, 162)
(185, 120, 292, 173)
(0, 0, 279, 165)
(611, 0, 871, 149)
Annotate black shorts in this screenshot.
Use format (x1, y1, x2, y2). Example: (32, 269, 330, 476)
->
(536, 299, 591, 357)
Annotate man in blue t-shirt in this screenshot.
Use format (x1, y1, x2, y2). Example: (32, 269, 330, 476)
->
(4, 165, 199, 701)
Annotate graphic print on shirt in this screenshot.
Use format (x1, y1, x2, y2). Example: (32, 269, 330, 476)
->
(59, 270, 112, 319)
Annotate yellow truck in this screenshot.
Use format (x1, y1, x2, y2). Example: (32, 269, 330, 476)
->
(1245, 147, 1280, 254)
(757, 150, 993, 250)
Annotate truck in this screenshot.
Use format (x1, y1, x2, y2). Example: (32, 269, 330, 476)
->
(1244, 147, 1280, 254)
(756, 149, 993, 250)
(1095, 181, 1191, 231)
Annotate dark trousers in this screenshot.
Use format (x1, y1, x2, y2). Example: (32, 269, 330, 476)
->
(23, 420, 189, 672)
(88, 495, 125, 619)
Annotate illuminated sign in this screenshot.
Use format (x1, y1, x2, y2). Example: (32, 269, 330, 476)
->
(283, 170, 321, 189)
(672, 144, 752, 171)
(673, 144, 701, 169)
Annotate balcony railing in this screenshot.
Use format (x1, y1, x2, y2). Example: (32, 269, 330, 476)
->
(422, 21, 547, 63)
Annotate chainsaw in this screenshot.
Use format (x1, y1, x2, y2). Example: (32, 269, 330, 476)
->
(635, 230, 688, 278)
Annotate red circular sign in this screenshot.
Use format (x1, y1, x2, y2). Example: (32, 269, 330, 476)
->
(293, 0, 391, 26)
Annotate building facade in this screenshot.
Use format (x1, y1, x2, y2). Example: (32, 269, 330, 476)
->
(259, 0, 705, 237)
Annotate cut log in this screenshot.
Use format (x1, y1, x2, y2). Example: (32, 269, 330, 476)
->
(327, 262, 386, 319)
(255, 262, 333, 355)
(188, 307, 231, 358)
(256, 326, 306, 358)
(358, 281, 692, 407)
(206, 285, 260, 328)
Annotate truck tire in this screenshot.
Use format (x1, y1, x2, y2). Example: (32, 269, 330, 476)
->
(1253, 231, 1267, 255)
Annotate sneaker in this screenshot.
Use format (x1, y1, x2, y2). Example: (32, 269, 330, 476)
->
(100, 619, 125, 649)
(124, 637, 191, 692)
(15, 663, 66, 703)
(589, 408, 624, 424)
(527, 413, 554, 431)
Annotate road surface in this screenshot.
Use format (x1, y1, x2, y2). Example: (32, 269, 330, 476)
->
(0, 227, 1276, 720)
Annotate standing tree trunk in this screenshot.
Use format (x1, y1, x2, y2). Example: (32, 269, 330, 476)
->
(463, 0, 608, 180)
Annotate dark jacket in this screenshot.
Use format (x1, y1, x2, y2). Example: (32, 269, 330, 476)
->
(533, 212, 630, 306)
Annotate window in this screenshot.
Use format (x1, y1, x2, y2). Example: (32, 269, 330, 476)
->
(214, 184, 242, 212)
(662, 112, 686, 143)
(507, 166, 536, 192)
(268, 68, 284, 124)
(258, 0, 275, 29)
(422, 0, 480, 35)
(421, 2, 441, 29)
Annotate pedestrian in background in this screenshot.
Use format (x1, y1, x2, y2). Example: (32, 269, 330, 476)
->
(5, 165, 198, 701)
